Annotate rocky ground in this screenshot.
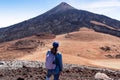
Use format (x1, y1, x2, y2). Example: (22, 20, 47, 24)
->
(0, 60, 120, 80)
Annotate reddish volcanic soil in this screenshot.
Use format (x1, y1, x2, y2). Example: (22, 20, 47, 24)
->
(0, 28, 120, 70)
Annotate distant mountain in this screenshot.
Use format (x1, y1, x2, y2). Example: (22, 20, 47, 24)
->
(0, 2, 120, 43)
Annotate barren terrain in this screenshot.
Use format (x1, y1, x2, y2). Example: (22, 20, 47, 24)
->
(0, 60, 120, 80)
(0, 28, 120, 70)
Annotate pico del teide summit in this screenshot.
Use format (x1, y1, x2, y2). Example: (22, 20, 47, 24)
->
(0, 2, 120, 43)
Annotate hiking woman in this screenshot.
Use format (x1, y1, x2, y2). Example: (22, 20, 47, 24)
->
(45, 42, 63, 80)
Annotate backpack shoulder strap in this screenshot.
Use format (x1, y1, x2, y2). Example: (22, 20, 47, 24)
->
(46, 50, 51, 55)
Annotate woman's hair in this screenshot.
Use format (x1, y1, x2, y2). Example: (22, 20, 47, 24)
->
(51, 47, 58, 55)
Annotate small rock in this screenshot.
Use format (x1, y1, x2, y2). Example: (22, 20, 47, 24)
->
(115, 54, 120, 59)
(94, 72, 113, 80)
(105, 54, 114, 58)
(17, 77, 24, 80)
(100, 46, 111, 52)
(0, 62, 4, 65)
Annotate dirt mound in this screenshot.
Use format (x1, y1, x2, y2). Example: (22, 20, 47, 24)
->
(11, 38, 52, 50)
(64, 31, 120, 42)
(0, 34, 54, 60)
(13, 40, 39, 50)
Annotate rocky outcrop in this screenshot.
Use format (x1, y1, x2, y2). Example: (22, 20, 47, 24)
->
(0, 60, 120, 80)
(100, 46, 111, 52)
(35, 33, 56, 39)
(92, 25, 120, 37)
(0, 2, 120, 43)
(13, 40, 39, 50)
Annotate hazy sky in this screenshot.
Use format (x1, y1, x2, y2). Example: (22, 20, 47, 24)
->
(0, 0, 120, 28)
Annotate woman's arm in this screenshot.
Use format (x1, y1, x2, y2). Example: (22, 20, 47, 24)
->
(59, 53, 63, 71)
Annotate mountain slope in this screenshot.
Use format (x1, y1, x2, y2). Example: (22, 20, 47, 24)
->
(0, 2, 120, 43)
(0, 28, 120, 69)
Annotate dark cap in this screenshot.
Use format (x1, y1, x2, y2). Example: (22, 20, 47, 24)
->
(53, 42, 59, 48)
